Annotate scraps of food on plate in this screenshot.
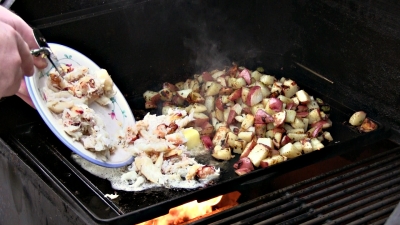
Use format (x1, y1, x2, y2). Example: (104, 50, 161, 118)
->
(348, 111, 377, 132)
(143, 64, 338, 176)
(42, 64, 116, 160)
(72, 108, 220, 191)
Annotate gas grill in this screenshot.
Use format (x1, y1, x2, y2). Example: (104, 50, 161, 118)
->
(1, 0, 400, 225)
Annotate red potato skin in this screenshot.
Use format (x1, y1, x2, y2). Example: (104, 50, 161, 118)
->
(240, 139, 257, 158)
(202, 72, 214, 82)
(201, 135, 214, 150)
(254, 109, 274, 124)
(297, 105, 308, 112)
(163, 82, 179, 92)
(296, 111, 309, 118)
(239, 69, 252, 85)
(215, 96, 225, 111)
(272, 127, 286, 133)
(233, 157, 254, 175)
(268, 98, 283, 112)
(228, 88, 242, 101)
(194, 117, 209, 127)
(259, 161, 270, 168)
(280, 135, 292, 147)
(272, 111, 286, 127)
(246, 86, 263, 106)
(200, 122, 214, 136)
(219, 87, 234, 95)
(144, 91, 161, 103)
(227, 64, 239, 77)
(242, 107, 252, 115)
(226, 110, 237, 125)
(310, 120, 328, 128)
(145, 101, 158, 109)
(310, 123, 323, 138)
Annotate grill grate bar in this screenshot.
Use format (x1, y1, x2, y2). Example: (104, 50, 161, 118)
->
(253, 174, 400, 225)
(199, 146, 400, 225)
(233, 157, 400, 225)
(335, 203, 396, 225)
(299, 186, 400, 225)
(256, 167, 400, 225)
(369, 218, 389, 225)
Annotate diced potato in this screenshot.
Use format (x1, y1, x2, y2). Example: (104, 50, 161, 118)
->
(241, 114, 255, 130)
(308, 109, 322, 124)
(251, 70, 262, 81)
(307, 100, 320, 110)
(232, 139, 247, 154)
(271, 82, 283, 94)
(205, 81, 222, 96)
(238, 131, 254, 142)
(282, 79, 299, 98)
(212, 145, 232, 160)
(191, 103, 207, 113)
(285, 110, 297, 123)
(291, 117, 306, 129)
(349, 111, 367, 126)
(260, 155, 287, 168)
(311, 138, 324, 150)
(293, 141, 302, 151)
(286, 128, 305, 134)
(301, 138, 313, 153)
(296, 90, 311, 103)
(248, 144, 270, 167)
(260, 75, 276, 85)
(279, 142, 302, 159)
(226, 132, 238, 148)
(257, 137, 274, 149)
(212, 126, 230, 146)
(287, 133, 308, 141)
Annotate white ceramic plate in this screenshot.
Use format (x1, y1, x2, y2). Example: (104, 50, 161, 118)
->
(25, 43, 135, 168)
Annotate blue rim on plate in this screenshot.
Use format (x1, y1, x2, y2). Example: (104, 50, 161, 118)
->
(25, 43, 135, 168)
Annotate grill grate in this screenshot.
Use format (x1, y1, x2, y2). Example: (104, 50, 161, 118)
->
(191, 144, 400, 225)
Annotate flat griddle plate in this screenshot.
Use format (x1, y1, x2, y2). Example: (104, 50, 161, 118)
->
(2, 84, 390, 225)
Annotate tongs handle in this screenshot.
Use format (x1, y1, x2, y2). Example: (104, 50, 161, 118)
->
(30, 47, 51, 57)
(30, 28, 66, 78)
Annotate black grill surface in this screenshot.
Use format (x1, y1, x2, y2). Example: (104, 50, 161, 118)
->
(190, 139, 400, 225)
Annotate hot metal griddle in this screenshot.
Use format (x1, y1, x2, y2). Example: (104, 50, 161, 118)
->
(1, 73, 391, 224)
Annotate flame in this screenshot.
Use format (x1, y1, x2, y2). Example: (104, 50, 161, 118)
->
(137, 195, 223, 225)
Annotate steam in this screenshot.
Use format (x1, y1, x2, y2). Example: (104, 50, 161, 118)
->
(183, 22, 231, 72)
(180, 2, 261, 73)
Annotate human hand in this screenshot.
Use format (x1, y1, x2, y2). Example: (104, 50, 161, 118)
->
(0, 6, 47, 107)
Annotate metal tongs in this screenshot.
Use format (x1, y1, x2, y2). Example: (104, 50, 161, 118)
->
(30, 28, 66, 77)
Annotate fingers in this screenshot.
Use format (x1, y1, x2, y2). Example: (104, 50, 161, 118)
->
(33, 56, 48, 69)
(0, 6, 47, 69)
(0, 6, 38, 49)
(15, 33, 35, 76)
(16, 79, 36, 108)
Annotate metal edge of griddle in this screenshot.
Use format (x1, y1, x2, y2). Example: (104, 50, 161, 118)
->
(0, 126, 124, 224)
